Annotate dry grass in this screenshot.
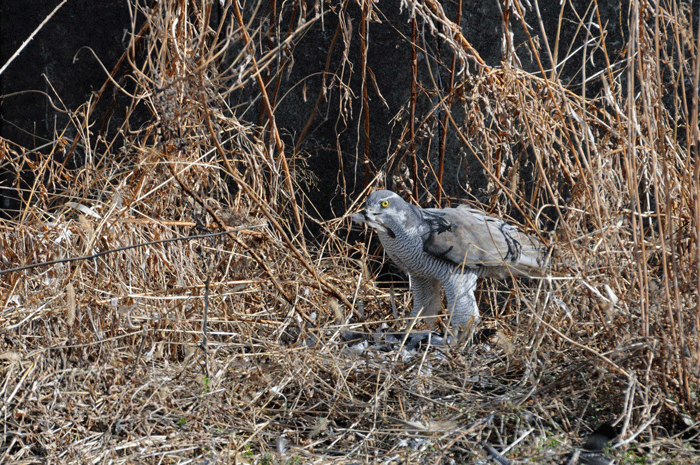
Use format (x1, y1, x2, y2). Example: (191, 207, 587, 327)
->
(1, 0, 699, 463)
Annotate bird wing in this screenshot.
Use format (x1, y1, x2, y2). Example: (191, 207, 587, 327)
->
(420, 205, 548, 277)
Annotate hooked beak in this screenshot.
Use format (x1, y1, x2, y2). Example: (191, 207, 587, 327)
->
(352, 209, 395, 238)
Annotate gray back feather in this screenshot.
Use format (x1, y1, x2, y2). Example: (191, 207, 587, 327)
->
(419, 205, 548, 278)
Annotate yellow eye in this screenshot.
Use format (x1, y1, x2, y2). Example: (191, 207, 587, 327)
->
(381, 200, 390, 207)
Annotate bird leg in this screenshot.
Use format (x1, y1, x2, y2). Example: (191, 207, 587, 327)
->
(409, 276, 443, 328)
(443, 271, 479, 328)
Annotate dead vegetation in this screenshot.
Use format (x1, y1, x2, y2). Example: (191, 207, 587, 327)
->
(1, 0, 699, 463)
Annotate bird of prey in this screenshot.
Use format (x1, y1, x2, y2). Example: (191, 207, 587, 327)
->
(353, 190, 547, 329)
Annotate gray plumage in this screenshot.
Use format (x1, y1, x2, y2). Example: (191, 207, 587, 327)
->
(353, 190, 547, 328)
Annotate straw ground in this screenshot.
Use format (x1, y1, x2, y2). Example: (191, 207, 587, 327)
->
(1, 0, 699, 463)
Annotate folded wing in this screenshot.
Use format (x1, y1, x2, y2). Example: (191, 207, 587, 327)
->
(420, 205, 548, 278)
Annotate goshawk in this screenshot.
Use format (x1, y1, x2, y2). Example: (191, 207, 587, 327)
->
(354, 190, 547, 328)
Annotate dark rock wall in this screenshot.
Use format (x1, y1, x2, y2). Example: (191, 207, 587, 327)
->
(0, 0, 132, 214)
(1, 0, 131, 150)
(0, 1, 666, 220)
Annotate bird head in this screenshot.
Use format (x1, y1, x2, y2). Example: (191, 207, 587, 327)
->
(353, 190, 413, 238)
